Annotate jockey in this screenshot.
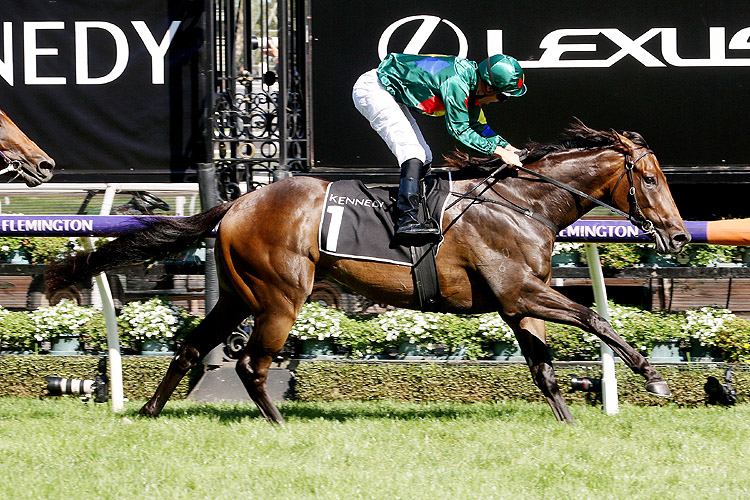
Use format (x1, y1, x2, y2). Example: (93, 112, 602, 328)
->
(353, 53, 527, 241)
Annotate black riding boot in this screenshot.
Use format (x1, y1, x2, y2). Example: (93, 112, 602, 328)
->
(395, 159, 441, 241)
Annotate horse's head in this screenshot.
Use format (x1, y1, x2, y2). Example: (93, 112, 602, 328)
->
(0, 110, 55, 186)
(609, 131, 690, 254)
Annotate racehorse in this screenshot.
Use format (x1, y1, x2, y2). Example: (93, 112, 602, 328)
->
(45, 123, 690, 423)
(0, 109, 55, 186)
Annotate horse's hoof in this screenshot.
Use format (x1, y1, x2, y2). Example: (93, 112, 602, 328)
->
(646, 380, 672, 397)
(138, 406, 159, 418)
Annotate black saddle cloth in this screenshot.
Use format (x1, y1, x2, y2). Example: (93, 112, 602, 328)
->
(318, 176, 452, 266)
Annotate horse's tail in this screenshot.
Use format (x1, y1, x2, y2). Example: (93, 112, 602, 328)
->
(45, 200, 238, 292)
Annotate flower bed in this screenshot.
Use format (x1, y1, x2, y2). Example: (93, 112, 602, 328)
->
(2, 298, 750, 363)
(117, 298, 201, 351)
(31, 299, 104, 350)
(0, 236, 94, 264)
(0, 298, 200, 354)
(287, 302, 750, 362)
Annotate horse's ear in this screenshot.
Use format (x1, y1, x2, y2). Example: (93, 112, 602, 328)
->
(610, 129, 627, 147)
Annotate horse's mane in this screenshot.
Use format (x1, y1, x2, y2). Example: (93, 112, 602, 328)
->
(444, 121, 649, 178)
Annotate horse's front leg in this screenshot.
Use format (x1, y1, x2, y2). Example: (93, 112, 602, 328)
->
(508, 317, 575, 423)
(502, 279, 670, 398)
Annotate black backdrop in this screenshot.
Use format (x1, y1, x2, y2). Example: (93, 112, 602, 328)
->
(4, 1, 748, 188)
(1, 0, 207, 182)
(310, 0, 750, 169)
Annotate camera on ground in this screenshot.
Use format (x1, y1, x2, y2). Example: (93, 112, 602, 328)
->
(704, 368, 738, 406)
(570, 375, 602, 393)
(45, 357, 109, 403)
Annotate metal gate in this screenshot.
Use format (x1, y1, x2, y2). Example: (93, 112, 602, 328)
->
(210, 0, 309, 201)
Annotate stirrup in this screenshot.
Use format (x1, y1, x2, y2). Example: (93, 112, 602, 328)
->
(397, 218, 440, 235)
(395, 216, 442, 243)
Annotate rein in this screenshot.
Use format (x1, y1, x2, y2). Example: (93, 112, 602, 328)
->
(448, 180, 561, 233)
(444, 163, 561, 234)
(448, 147, 657, 237)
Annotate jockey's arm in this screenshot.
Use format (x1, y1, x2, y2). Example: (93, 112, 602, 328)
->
(440, 77, 521, 167)
(441, 79, 507, 156)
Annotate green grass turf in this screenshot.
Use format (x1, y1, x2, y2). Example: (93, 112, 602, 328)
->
(0, 398, 748, 499)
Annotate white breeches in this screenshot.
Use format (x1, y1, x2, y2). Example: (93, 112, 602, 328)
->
(352, 69, 432, 166)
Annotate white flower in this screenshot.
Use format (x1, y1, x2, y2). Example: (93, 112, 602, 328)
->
(682, 307, 735, 346)
(118, 297, 193, 342)
(30, 299, 98, 340)
(289, 302, 344, 340)
(553, 242, 583, 255)
(475, 313, 514, 341)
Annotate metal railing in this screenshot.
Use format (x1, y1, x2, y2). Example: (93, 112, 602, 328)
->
(211, 0, 309, 200)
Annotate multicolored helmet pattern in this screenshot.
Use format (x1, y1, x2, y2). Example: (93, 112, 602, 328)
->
(477, 54, 527, 97)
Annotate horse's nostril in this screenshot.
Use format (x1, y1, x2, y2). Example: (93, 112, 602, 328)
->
(673, 232, 691, 244)
(671, 231, 691, 250)
(38, 160, 55, 180)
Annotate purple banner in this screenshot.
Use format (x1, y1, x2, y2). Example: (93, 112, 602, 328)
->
(0, 215, 163, 237)
(684, 221, 709, 244)
(0, 216, 712, 243)
(557, 220, 708, 243)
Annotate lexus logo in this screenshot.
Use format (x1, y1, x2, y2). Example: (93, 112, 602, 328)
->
(378, 15, 750, 68)
(377, 15, 468, 60)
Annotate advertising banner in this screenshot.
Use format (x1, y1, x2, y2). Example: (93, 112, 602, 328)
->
(310, 1, 750, 169)
(3, 215, 749, 246)
(1, 0, 207, 182)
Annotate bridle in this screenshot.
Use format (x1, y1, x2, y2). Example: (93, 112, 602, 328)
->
(0, 149, 24, 180)
(448, 145, 658, 237)
(610, 148, 656, 236)
(511, 146, 657, 237)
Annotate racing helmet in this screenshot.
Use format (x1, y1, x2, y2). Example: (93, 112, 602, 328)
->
(477, 54, 527, 97)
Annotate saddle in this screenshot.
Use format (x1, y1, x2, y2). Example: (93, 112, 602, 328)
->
(318, 175, 453, 311)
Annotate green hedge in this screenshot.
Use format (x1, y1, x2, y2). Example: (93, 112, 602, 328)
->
(293, 361, 750, 408)
(0, 355, 200, 400)
(4, 355, 748, 408)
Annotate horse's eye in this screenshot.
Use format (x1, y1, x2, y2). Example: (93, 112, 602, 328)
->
(643, 175, 656, 185)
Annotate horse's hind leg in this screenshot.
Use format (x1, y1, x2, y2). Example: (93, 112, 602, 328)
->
(139, 293, 252, 417)
(510, 317, 575, 423)
(235, 306, 298, 425)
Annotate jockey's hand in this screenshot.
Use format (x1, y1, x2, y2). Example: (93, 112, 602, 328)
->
(493, 145, 522, 168)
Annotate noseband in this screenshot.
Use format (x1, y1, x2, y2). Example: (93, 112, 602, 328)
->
(0, 149, 24, 179)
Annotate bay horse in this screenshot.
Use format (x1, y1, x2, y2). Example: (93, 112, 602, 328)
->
(0, 109, 55, 186)
(46, 123, 690, 423)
